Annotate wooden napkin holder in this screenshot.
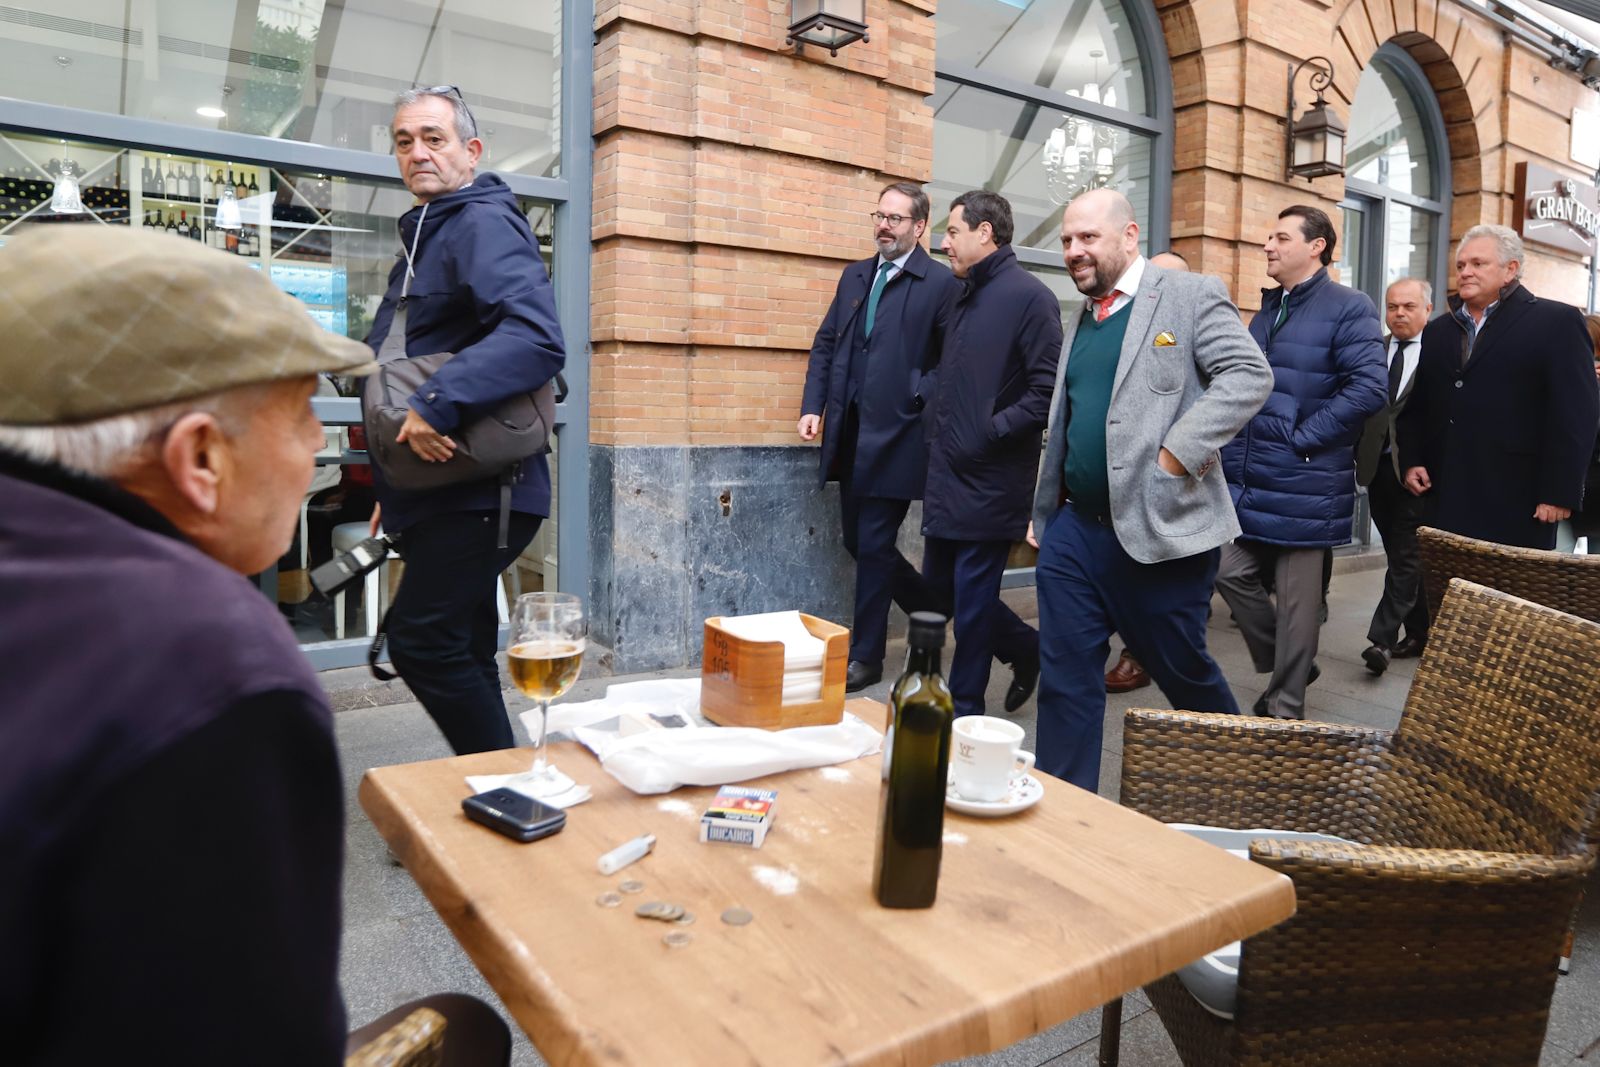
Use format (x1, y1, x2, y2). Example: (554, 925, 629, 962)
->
(701, 614, 849, 730)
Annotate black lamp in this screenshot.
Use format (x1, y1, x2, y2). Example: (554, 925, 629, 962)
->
(1286, 57, 1347, 181)
(787, 0, 868, 56)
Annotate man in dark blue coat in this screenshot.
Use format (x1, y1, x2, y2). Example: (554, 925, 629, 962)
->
(1216, 205, 1386, 719)
(922, 190, 1063, 716)
(799, 182, 961, 691)
(366, 87, 567, 754)
(1397, 225, 1600, 551)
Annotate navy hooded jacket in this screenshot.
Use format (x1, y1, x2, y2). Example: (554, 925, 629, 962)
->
(365, 173, 566, 532)
(1221, 268, 1386, 547)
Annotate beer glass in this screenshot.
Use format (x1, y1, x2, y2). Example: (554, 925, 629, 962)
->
(507, 592, 586, 796)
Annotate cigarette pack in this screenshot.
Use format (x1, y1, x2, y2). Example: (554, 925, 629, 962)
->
(699, 785, 778, 849)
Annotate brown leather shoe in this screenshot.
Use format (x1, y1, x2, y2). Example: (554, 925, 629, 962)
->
(1105, 649, 1151, 693)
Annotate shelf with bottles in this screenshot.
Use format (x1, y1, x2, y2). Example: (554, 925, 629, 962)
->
(135, 154, 262, 208)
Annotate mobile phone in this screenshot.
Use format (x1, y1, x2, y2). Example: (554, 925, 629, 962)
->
(461, 788, 567, 843)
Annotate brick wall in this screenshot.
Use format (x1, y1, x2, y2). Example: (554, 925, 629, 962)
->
(591, 0, 938, 453)
(1164, 0, 1599, 311)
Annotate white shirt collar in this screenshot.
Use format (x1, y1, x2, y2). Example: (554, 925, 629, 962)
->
(1111, 255, 1147, 298)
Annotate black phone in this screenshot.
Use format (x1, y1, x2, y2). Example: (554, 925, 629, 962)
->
(461, 788, 567, 843)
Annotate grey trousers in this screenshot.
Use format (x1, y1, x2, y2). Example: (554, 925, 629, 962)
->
(1215, 540, 1325, 718)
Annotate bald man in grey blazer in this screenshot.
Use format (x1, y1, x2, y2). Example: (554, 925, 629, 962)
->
(1028, 189, 1272, 792)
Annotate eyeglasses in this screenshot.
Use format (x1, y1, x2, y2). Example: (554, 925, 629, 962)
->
(421, 84, 479, 139)
(869, 211, 914, 227)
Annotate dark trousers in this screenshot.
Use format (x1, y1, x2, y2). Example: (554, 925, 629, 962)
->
(921, 536, 1038, 717)
(1366, 460, 1429, 647)
(1036, 506, 1238, 792)
(839, 491, 936, 664)
(386, 510, 541, 755)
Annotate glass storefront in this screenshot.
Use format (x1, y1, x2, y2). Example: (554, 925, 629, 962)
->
(0, 1, 561, 177)
(0, 0, 590, 666)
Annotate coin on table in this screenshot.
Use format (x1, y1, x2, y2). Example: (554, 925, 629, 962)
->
(663, 930, 693, 949)
(618, 879, 645, 895)
(595, 892, 623, 908)
(636, 901, 669, 919)
(674, 911, 695, 926)
(657, 903, 685, 921)
(720, 906, 754, 927)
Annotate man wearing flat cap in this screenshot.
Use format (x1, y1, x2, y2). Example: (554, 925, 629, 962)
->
(0, 228, 508, 1063)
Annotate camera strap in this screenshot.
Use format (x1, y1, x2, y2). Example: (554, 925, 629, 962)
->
(368, 608, 399, 681)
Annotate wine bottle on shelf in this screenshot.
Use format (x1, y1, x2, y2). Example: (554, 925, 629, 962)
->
(872, 611, 954, 909)
(142, 210, 155, 228)
(154, 161, 166, 198)
(176, 211, 190, 238)
(247, 171, 259, 196)
(189, 213, 202, 241)
(140, 158, 152, 196)
(165, 212, 177, 234)
(152, 209, 165, 229)
(225, 227, 239, 255)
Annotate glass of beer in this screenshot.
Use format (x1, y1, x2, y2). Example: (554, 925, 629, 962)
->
(508, 592, 586, 795)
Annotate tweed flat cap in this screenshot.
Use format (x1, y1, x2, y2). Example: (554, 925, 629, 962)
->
(0, 224, 375, 426)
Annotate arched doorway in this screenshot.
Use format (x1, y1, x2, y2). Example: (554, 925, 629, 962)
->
(1334, 42, 1451, 311)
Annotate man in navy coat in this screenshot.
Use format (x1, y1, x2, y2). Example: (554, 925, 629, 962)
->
(1216, 205, 1386, 719)
(1398, 225, 1599, 551)
(800, 183, 961, 690)
(921, 190, 1063, 717)
(365, 87, 566, 754)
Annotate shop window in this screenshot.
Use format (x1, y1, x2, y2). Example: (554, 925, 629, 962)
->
(0, 1, 560, 177)
(937, 0, 1148, 115)
(929, 80, 1154, 254)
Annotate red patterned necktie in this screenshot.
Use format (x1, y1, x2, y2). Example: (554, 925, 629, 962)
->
(1095, 290, 1122, 323)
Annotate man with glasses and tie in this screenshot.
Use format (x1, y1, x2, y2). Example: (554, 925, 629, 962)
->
(1355, 278, 1434, 675)
(365, 85, 566, 754)
(1215, 205, 1386, 719)
(799, 183, 960, 691)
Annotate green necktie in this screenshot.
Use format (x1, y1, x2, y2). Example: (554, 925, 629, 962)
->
(864, 260, 896, 338)
(1271, 290, 1289, 338)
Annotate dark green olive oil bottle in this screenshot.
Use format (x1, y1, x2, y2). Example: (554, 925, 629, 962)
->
(873, 611, 954, 908)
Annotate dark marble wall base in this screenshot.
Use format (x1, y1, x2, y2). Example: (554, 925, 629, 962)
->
(588, 445, 866, 672)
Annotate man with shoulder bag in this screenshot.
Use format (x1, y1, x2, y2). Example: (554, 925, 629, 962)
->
(364, 85, 566, 754)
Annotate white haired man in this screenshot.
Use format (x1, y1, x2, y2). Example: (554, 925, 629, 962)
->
(1397, 225, 1599, 550)
(0, 227, 509, 1063)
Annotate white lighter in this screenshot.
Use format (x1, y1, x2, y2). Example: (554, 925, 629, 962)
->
(597, 833, 657, 875)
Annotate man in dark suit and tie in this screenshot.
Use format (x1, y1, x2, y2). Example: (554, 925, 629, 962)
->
(1398, 225, 1599, 551)
(800, 182, 962, 691)
(1356, 278, 1433, 674)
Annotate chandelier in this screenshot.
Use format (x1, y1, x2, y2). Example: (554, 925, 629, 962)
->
(1042, 50, 1121, 206)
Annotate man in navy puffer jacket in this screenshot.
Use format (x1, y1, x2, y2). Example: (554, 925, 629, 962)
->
(1216, 206, 1386, 719)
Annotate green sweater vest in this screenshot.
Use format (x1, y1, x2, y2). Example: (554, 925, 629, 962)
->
(1061, 301, 1132, 515)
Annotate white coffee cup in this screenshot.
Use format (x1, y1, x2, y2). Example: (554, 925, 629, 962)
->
(950, 716, 1036, 803)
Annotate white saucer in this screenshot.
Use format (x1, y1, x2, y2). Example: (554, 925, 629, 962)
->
(945, 773, 1044, 816)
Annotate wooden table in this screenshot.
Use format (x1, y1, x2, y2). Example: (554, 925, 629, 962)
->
(360, 699, 1295, 1067)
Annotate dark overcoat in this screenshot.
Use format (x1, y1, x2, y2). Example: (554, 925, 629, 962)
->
(1396, 284, 1600, 549)
(800, 244, 960, 499)
(921, 245, 1063, 541)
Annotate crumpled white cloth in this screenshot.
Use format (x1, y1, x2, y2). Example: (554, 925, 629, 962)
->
(526, 677, 882, 795)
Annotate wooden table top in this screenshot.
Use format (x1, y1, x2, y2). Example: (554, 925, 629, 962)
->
(359, 699, 1294, 1067)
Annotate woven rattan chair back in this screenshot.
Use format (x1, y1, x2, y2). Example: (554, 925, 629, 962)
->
(1380, 579, 1600, 856)
(1417, 525, 1600, 624)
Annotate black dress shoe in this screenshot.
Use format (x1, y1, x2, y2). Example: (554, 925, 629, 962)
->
(1391, 635, 1427, 659)
(845, 660, 882, 692)
(1361, 643, 1390, 676)
(1004, 655, 1040, 713)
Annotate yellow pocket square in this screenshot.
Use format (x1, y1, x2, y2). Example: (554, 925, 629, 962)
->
(1153, 331, 1178, 347)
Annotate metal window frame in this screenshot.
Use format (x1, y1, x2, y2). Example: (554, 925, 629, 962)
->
(0, 0, 595, 672)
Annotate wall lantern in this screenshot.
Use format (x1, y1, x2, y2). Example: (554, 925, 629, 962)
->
(786, 0, 868, 57)
(1285, 57, 1347, 181)
(47, 158, 85, 215)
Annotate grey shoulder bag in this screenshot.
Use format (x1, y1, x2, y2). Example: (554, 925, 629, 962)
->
(361, 202, 559, 501)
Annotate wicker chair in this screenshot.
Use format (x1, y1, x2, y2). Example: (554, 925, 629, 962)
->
(1417, 525, 1600, 624)
(1118, 579, 1600, 1066)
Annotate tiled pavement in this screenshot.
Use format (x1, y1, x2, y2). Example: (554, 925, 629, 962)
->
(333, 564, 1600, 1065)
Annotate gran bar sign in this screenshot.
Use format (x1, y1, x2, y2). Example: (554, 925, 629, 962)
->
(1514, 162, 1600, 257)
